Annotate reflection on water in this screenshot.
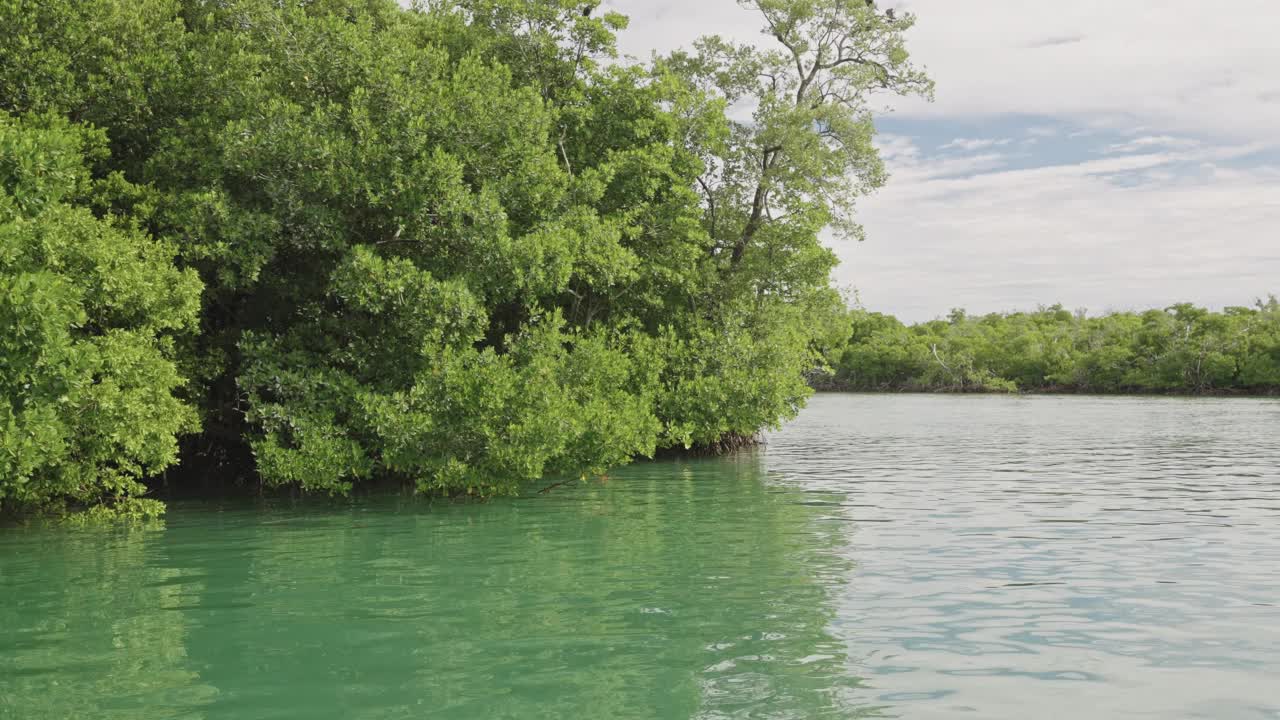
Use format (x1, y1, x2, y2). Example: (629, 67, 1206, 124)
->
(1, 455, 867, 719)
(2, 394, 1279, 719)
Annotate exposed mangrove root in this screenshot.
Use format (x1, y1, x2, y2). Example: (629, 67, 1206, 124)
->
(655, 431, 764, 460)
(537, 479, 579, 495)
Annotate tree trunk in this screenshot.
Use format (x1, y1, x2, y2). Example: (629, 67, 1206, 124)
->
(731, 183, 768, 265)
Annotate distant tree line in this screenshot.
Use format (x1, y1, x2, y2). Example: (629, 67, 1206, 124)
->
(819, 299, 1280, 394)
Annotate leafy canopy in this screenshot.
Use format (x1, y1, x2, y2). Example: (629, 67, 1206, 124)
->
(0, 0, 929, 516)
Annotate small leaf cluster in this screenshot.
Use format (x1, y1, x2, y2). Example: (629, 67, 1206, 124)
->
(0, 115, 200, 516)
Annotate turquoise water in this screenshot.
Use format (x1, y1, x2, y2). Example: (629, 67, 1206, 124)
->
(2, 394, 1279, 718)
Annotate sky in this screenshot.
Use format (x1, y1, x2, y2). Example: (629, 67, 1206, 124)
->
(602, 0, 1280, 322)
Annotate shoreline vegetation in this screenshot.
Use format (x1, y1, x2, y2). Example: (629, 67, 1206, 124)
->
(812, 385, 1280, 398)
(1, 0, 933, 519)
(813, 300, 1280, 396)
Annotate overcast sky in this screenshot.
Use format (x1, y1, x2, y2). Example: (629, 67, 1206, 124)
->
(603, 0, 1280, 321)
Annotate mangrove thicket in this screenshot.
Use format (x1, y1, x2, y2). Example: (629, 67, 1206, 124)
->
(822, 299, 1280, 394)
(0, 0, 931, 517)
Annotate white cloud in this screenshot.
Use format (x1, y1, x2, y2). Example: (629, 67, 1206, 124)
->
(1103, 135, 1201, 154)
(605, 0, 1280, 146)
(839, 137, 1280, 320)
(874, 133, 921, 164)
(939, 137, 1013, 152)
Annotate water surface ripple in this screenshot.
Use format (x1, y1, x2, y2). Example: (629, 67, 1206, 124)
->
(2, 394, 1278, 719)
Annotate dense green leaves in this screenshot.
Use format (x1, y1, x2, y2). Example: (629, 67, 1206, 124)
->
(0, 116, 201, 517)
(824, 300, 1280, 394)
(1, 0, 927, 515)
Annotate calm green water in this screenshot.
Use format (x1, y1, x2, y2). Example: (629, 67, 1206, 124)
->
(3, 394, 1280, 719)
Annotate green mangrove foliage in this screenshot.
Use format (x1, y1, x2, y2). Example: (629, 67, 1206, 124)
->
(0, 0, 929, 515)
(0, 116, 201, 517)
(823, 300, 1280, 394)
